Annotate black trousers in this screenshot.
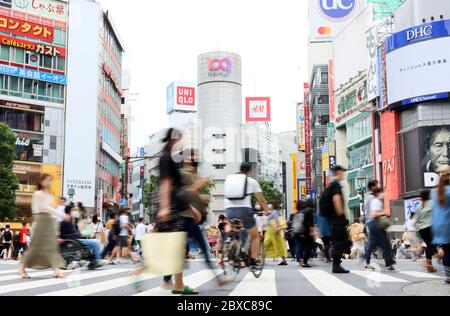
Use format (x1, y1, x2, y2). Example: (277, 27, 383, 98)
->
(418, 227, 435, 261)
(322, 236, 332, 260)
(329, 217, 350, 262)
(300, 235, 314, 264)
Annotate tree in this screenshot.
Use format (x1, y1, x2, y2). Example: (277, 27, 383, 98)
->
(143, 174, 159, 210)
(0, 123, 19, 221)
(253, 180, 284, 209)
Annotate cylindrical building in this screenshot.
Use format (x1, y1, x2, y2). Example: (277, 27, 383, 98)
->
(197, 51, 243, 220)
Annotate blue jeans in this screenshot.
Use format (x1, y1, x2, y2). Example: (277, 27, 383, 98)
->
(78, 239, 101, 264)
(294, 234, 303, 262)
(365, 220, 393, 267)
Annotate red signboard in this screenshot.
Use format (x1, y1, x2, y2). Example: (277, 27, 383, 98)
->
(304, 83, 312, 190)
(176, 86, 195, 106)
(0, 15, 54, 43)
(245, 97, 271, 122)
(0, 34, 65, 57)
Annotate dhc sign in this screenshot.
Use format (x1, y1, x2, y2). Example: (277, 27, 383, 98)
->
(318, 0, 357, 21)
(386, 19, 450, 53)
(406, 25, 433, 41)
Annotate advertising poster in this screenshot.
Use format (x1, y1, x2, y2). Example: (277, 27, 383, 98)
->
(403, 125, 450, 192)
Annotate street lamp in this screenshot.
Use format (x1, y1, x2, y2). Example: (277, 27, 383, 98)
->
(68, 188, 75, 204)
(356, 168, 368, 223)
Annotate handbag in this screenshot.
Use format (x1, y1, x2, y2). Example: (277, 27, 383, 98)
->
(142, 232, 187, 276)
(377, 215, 391, 230)
(278, 215, 288, 231)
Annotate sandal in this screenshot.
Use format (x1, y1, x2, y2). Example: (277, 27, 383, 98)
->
(19, 272, 31, 279)
(53, 273, 65, 279)
(171, 286, 199, 295)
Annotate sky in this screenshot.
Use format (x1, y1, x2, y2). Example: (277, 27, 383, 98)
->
(98, 0, 309, 151)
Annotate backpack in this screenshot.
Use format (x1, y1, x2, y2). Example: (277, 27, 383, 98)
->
(3, 230, 12, 242)
(224, 174, 248, 200)
(292, 213, 305, 234)
(319, 184, 335, 218)
(112, 218, 121, 236)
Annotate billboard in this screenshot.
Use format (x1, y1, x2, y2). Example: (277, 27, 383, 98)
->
(366, 25, 380, 101)
(0, 65, 67, 84)
(0, 35, 66, 57)
(403, 125, 450, 193)
(245, 97, 271, 122)
(63, 0, 100, 208)
(308, 0, 366, 42)
(12, 0, 68, 22)
(0, 14, 54, 42)
(167, 82, 197, 114)
(304, 83, 312, 190)
(386, 20, 450, 106)
(297, 103, 305, 151)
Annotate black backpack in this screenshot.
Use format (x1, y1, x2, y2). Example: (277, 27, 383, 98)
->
(3, 230, 12, 242)
(319, 185, 335, 218)
(112, 218, 121, 236)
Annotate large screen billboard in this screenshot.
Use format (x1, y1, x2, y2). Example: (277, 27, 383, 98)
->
(402, 125, 450, 192)
(386, 20, 450, 106)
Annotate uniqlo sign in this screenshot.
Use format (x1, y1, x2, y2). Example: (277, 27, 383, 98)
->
(246, 97, 271, 122)
(176, 86, 195, 106)
(167, 82, 197, 113)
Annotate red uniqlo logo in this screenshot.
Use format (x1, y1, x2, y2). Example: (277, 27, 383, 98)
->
(176, 86, 195, 106)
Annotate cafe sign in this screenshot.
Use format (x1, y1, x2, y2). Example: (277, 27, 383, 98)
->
(335, 79, 367, 124)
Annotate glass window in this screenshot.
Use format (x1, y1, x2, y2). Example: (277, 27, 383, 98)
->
(24, 79, 33, 94)
(321, 73, 329, 84)
(50, 135, 57, 150)
(14, 48, 24, 63)
(43, 55, 52, 69)
(38, 82, 46, 96)
(0, 46, 10, 60)
(10, 77, 19, 91)
(56, 56, 65, 71)
(53, 29, 66, 46)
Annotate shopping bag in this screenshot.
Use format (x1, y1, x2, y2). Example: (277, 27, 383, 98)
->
(142, 232, 187, 276)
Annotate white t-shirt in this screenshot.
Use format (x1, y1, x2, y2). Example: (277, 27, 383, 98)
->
(369, 198, 383, 220)
(119, 215, 129, 236)
(135, 223, 147, 241)
(224, 177, 262, 209)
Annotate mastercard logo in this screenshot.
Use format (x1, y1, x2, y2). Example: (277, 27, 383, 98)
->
(318, 26, 332, 35)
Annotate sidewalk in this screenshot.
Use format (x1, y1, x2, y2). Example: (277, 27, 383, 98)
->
(403, 280, 450, 296)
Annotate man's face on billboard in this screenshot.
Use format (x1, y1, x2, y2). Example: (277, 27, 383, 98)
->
(429, 129, 450, 169)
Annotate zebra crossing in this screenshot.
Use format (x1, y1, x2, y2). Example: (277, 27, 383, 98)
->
(0, 261, 446, 296)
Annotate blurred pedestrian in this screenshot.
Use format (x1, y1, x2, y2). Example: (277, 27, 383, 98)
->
(19, 174, 69, 279)
(297, 199, 315, 268)
(348, 218, 366, 261)
(264, 201, 288, 266)
(416, 189, 437, 272)
(431, 166, 450, 284)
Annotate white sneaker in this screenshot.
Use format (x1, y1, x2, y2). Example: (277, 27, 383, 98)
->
(365, 265, 376, 271)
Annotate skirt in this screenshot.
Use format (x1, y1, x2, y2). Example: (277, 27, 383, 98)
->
(22, 213, 66, 270)
(264, 227, 288, 259)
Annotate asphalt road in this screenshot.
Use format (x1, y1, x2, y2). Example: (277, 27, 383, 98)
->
(0, 258, 448, 296)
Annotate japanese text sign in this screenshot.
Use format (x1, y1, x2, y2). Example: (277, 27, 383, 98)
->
(0, 14, 54, 42)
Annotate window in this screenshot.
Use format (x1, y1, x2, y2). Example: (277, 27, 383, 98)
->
(320, 115, 330, 125)
(14, 48, 24, 63)
(0, 46, 10, 60)
(53, 29, 66, 46)
(56, 56, 65, 71)
(50, 135, 57, 150)
(24, 79, 33, 95)
(212, 134, 226, 138)
(213, 164, 226, 170)
(317, 95, 329, 104)
(40, 55, 53, 69)
(321, 73, 329, 84)
(213, 149, 226, 154)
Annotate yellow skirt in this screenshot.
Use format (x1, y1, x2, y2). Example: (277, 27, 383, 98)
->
(264, 227, 287, 258)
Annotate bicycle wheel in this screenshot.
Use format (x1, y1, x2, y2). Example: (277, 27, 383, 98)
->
(251, 239, 265, 279)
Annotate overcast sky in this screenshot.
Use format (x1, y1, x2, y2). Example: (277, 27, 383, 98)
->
(98, 0, 309, 151)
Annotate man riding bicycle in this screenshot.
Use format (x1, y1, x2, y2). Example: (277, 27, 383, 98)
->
(224, 163, 270, 270)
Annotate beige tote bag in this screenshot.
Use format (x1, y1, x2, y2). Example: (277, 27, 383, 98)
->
(142, 232, 187, 276)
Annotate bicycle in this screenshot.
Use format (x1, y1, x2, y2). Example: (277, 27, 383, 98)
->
(220, 217, 265, 279)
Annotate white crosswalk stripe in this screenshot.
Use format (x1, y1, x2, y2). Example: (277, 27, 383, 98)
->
(229, 269, 277, 296)
(0, 264, 446, 296)
(299, 270, 371, 296)
(39, 272, 158, 296)
(399, 271, 444, 279)
(134, 269, 222, 296)
(0, 269, 128, 295)
(351, 271, 409, 283)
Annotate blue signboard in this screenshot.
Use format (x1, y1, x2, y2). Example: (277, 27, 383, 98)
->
(120, 198, 128, 206)
(140, 147, 145, 157)
(318, 0, 357, 21)
(166, 83, 175, 114)
(402, 93, 449, 106)
(0, 65, 67, 85)
(386, 19, 450, 53)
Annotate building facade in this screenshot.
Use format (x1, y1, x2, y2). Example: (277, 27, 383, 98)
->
(0, 0, 68, 219)
(63, 0, 124, 217)
(197, 51, 243, 218)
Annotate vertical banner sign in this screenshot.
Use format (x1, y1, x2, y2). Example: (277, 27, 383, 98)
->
(292, 154, 298, 212)
(380, 43, 388, 109)
(297, 103, 305, 151)
(366, 25, 380, 101)
(328, 59, 335, 121)
(304, 83, 312, 190)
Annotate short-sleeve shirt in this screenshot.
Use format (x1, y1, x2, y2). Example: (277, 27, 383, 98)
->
(119, 215, 130, 236)
(224, 177, 262, 209)
(369, 198, 383, 220)
(328, 181, 343, 216)
(159, 151, 182, 188)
